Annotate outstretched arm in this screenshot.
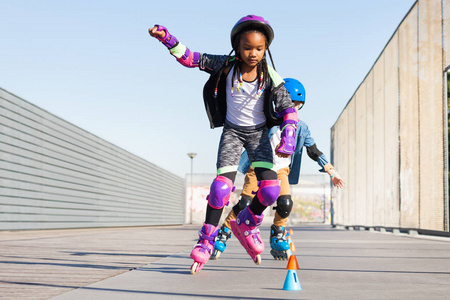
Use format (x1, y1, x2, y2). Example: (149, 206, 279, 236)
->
(307, 147, 345, 189)
(301, 124, 344, 188)
(149, 25, 200, 68)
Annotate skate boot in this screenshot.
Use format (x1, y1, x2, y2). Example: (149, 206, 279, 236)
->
(211, 225, 232, 260)
(269, 224, 292, 260)
(230, 206, 264, 265)
(190, 223, 219, 274)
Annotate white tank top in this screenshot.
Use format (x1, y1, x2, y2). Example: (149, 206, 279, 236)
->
(225, 66, 266, 129)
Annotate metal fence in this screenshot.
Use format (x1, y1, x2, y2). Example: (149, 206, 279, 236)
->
(0, 87, 185, 230)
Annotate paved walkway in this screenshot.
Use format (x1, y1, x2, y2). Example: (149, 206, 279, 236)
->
(1, 224, 450, 299)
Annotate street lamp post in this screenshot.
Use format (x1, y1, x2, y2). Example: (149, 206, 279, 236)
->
(187, 153, 197, 224)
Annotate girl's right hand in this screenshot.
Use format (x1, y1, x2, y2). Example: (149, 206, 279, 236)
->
(148, 26, 166, 39)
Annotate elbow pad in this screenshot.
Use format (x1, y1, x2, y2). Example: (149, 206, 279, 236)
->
(306, 144, 323, 161)
(171, 45, 200, 68)
(277, 107, 298, 155)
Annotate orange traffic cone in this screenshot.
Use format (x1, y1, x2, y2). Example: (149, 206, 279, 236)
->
(290, 240, 296, 252)
(286, 255, 300, 270)
(286, 229, 293, 243)
(282, 255, 301, 291)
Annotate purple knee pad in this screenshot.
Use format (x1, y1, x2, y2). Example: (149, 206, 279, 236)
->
(256, 180, 280, 206)
(207, 176, 235, 209)
(154, 25, 179, 49)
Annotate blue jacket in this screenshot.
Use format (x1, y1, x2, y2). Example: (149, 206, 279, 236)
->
(238, 120, 329, 185)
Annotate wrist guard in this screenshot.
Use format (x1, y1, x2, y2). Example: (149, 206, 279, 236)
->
(154, 24, 200, 68)
(154, 25, 179, 49)
(277, 107, 298, 155)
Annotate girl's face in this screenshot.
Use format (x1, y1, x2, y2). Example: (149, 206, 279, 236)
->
(238, 31, 267, 69)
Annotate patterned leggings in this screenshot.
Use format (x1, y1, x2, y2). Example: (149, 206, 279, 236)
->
(216, 123, 276, 182)
(205, 123, 278, 226)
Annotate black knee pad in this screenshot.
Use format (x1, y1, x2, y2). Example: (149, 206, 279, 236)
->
(275, 195, 293, 218)
(232, 194, 252, 215)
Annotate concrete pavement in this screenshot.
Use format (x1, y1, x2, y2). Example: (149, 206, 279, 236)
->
(2, 224, 450, 299)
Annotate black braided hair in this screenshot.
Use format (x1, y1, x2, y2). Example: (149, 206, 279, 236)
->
(213, 49, 234, 98)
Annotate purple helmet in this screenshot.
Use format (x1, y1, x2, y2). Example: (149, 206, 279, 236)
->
(230, 15, 274, 47)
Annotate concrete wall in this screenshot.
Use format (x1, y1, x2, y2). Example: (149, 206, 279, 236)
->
(0, 88, 185, 230)
(331, 0, 449, 231)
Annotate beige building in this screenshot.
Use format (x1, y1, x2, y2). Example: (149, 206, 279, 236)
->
(331, 0, 450, 232)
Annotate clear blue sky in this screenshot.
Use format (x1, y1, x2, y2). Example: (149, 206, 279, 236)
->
(0, 0, 416, 178)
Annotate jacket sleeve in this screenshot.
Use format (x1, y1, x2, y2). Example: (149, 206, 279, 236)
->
(199, 53, 229, 74)
(288, 123, 303, 185)
(303, 124, 329, 172)
(267, 66, 295, 113)
(302, 123, 316, 147)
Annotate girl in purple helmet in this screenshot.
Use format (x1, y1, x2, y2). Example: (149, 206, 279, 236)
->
(149, 15, 298, 274)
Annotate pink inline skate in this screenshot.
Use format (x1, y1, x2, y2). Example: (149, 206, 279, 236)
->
(190, 223, 219, 274)
(230, 206, 264, 264)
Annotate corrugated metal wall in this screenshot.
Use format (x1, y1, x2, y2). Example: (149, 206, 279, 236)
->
(331, 0, 449, 232)
(0, 88, 185, 230)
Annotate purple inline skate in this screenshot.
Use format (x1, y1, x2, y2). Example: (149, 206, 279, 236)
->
(190, 223, 219, 274)
(230, 206, 264, 264)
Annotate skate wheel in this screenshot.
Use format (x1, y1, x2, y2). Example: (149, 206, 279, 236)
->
(271, 249, 289, 260)
(190, 262, 203, 275)
(254, 254, 261, 265)
(211, 249, 221, 260)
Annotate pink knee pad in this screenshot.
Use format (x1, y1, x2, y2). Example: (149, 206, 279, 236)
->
(256, 180, 280, 206)
(207, 176, 235, 209)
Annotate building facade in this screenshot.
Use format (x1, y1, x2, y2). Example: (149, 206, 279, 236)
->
(331, 0, 450, 232)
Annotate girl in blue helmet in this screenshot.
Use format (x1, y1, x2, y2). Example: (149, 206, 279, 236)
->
(149, 15, 298, 274)
(212, 78, 345, 260)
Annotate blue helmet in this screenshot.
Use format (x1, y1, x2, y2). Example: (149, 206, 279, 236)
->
(284, 78, 305, 104)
